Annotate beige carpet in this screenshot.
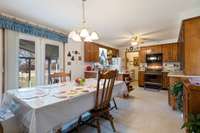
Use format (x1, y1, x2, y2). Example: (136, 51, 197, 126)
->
(79, 87, 184, 133)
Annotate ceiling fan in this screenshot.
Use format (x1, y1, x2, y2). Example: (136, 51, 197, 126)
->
(114, 30, 165, 47)
(130, 33, 162, 46)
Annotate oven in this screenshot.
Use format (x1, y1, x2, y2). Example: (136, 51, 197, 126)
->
(144, 53, 163, 90)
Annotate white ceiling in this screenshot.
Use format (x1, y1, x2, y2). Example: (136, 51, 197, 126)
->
(0, 0, 200, 47)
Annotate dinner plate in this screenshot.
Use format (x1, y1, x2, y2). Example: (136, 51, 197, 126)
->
(53, 94, 68, 99)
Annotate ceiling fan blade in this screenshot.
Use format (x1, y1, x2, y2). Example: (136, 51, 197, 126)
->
(140, 27, 174, 36)
(141, 37, 163, 42)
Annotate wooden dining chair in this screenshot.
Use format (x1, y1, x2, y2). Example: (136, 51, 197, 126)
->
(78, 70, 117, 133)
(50, 71, 71, 84)
(0, 123, 3, 133)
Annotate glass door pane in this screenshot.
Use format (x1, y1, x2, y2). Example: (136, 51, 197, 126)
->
(18, 39, 36, 88)
(45, 44, 59, 84)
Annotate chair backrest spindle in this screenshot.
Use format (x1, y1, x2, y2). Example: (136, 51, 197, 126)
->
(95, 70, 117, 110)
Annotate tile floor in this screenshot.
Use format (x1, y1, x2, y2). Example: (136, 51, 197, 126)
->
(78, 84, 184, 133)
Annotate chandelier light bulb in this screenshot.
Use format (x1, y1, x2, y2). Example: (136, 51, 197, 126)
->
(73, 33, 81, 42)
(90, 32, 99, 40)
(80, 28, 89, 38)
(68, 0, 99, 42)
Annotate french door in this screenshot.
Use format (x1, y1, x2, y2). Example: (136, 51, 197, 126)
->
(17, 34, 63, 88)
(43, 40, 63, 85)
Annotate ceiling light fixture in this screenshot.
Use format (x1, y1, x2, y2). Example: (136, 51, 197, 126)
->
(68, 0, 99, 42)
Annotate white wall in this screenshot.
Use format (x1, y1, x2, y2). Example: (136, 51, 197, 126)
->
(179, 7, 200, 22)
(119, 47, 126, 70)
(5, 30, 19, 90)
(65, 42, 84, 80)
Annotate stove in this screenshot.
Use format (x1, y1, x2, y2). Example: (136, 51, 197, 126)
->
(144, 53, 163, 90)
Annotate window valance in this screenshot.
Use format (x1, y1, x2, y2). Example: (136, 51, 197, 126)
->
(0, 15, 68, 43)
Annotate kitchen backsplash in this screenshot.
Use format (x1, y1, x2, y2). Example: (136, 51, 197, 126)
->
(163, 62, 180, 72)
(139, 63, 147, 71)
(139, 62, 181, 72)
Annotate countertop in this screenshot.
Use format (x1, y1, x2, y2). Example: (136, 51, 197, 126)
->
(168, 72, 200, 78)
(84, 70, 97, 73)
(138, 70, 177, 73)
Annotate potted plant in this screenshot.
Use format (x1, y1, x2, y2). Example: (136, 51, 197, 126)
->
(170, 82, 183, 111)
(182, 113, 200, 133)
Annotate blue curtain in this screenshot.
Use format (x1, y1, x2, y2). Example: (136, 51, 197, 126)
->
(0, 15, 68, 43)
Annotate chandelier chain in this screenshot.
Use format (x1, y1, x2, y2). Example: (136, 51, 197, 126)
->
(82, 0, 86, 25)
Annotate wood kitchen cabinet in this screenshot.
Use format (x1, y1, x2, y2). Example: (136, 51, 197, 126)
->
(84, 42, 99, 62)
(146, 45, 162, 54)
(84, 42, 119, 62)
(139, 47, 147, 63)
(180, 17, 200, 75)
(183, 80, 200, 132)
(139, 44, 177, 63)
(112, 49, 119, 57)
(138, 71, 144, 87)
(162, 72, 169, 89)
(162, 43, 178, 62)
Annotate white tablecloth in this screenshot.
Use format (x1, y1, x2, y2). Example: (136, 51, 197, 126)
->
(5, 79, 127, 133)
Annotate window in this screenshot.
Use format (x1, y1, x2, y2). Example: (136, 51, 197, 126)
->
(18, 39, 36, 88)
(45, 44, 60, 84)
(7, 33, 64, 89)
(99, 48, 108, 65)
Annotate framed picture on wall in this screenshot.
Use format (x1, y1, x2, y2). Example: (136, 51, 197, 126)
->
(133, 57, 139, 66)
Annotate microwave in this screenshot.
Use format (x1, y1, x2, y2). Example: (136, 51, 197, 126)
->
(146, 53, 162, 63)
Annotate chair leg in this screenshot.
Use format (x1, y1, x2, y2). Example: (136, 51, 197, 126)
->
(96, 119, 101, 133)
(107, 113, 116, 132)
(55, 129, 62, 133)
(113, 98, 118, 110)
(77, 116, 82, 133)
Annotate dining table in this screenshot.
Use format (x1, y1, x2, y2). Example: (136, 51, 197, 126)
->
(1, 78, 127, 133)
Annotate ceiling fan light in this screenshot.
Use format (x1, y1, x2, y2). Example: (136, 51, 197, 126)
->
(90, 32, 99, 40)
(131, 42, 138, 46)
(80, 28, 89, 38)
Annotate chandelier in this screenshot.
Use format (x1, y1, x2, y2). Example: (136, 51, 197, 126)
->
(68, 0, 99, 42)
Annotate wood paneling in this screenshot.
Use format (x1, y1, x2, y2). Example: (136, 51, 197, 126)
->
(183, 17, 200, 75)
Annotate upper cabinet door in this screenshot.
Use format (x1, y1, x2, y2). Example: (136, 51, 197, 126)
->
(171, 43, 178, 62)
(162, 43, 178, 62)
(162, 44, 171, 62)
(84, 42, 99, 62)
(139, 47, 147, 63)
(146, 45, 162, 54)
